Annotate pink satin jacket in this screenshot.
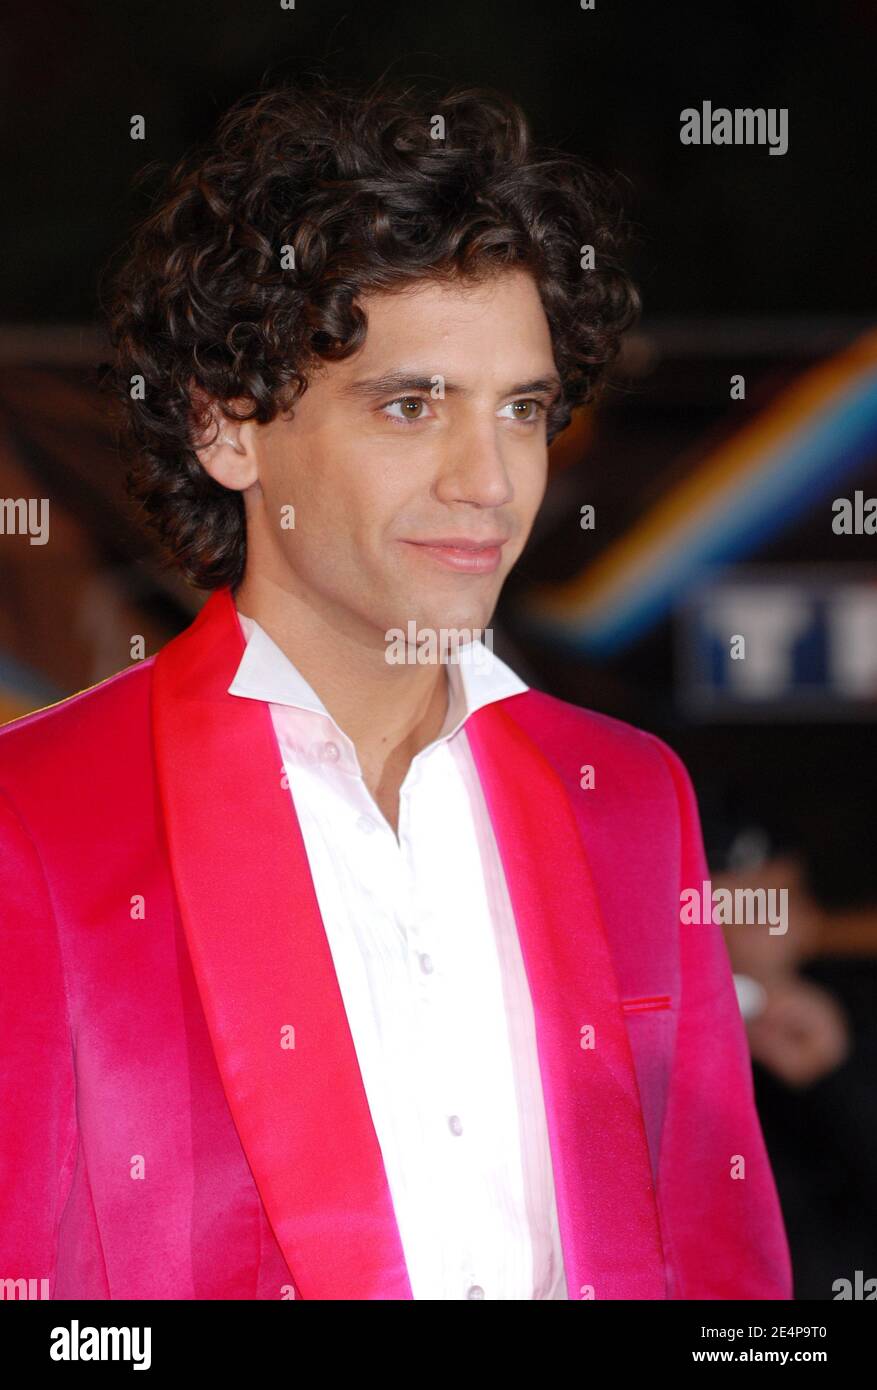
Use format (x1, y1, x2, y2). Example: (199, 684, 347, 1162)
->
(0, 586, 792, 1299)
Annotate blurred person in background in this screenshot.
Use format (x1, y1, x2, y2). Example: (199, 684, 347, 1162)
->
(711, 818, 877, 1300)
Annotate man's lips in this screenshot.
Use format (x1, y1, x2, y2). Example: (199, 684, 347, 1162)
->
(400, 537, 509, 574)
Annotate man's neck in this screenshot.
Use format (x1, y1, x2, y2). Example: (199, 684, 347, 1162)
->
(233, 573, 451, 833)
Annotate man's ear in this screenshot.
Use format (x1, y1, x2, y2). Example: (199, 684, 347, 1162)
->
(189, 381, 259, 491)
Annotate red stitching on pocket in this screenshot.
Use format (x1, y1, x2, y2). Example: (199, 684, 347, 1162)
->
(621, 994, 672, 1014)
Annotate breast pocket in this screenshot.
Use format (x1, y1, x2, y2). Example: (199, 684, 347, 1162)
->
(619, 995, 676, 1172)
(621, 994, 672, 1015)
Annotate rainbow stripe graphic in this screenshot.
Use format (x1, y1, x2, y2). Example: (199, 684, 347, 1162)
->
(526, 330, 877, 654)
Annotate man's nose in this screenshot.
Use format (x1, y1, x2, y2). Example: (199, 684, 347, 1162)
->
(432, 419, 515, 509)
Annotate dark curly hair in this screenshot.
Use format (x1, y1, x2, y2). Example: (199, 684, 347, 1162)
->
(100, 75, 641, 590)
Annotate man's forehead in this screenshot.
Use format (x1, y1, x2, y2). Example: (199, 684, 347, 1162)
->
(329, 271, 556, 388)
(357, 268, 545, 327)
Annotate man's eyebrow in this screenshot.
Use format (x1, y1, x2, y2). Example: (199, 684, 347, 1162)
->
(338, 371, 564, 400)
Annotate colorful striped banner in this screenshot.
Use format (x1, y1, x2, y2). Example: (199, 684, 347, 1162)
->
(525, 330, 877, 654)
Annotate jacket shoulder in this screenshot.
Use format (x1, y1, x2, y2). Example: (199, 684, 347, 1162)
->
(505, 686, 690, 794)
(0, 658, 156, 795)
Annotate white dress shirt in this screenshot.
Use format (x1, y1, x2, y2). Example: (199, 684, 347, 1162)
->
(228, 609, 568, 1300)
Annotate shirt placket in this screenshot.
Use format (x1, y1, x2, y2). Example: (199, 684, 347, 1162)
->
(399, 764, 489, 1300)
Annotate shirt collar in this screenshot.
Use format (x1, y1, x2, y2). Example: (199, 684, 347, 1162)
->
(227, 608, 527, 745)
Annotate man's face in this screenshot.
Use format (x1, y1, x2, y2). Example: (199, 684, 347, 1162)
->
(242, 268, 560, 643)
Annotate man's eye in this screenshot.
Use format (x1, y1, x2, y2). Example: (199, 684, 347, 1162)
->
(500, 399, 546, 423)
(382, 396, 433, 423)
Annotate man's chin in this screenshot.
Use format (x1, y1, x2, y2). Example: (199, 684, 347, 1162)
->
(381, 603, 497, 656)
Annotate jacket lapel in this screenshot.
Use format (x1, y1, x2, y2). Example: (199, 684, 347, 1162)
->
(466, 700, 667, 1299)
(153, 585, 666, 1300)
(152, 587, 413, 1299)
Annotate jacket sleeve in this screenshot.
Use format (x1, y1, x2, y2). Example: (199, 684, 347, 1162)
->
(648, 737, 794, 1299)
(0, 785, 78, 1295)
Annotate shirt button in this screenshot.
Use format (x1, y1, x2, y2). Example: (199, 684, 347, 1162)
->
(448, 1115, 463, 1136)
(319, 741, 340, 762)
(466, 1285, 485, 1299)
(418, 952, 434, 975)
(356, 815, 376, 834)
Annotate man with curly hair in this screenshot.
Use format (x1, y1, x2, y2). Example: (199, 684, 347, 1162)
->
(0, 78, 791, 1300)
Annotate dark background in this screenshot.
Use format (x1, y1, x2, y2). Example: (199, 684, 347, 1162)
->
(1, 0, 873, 321)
